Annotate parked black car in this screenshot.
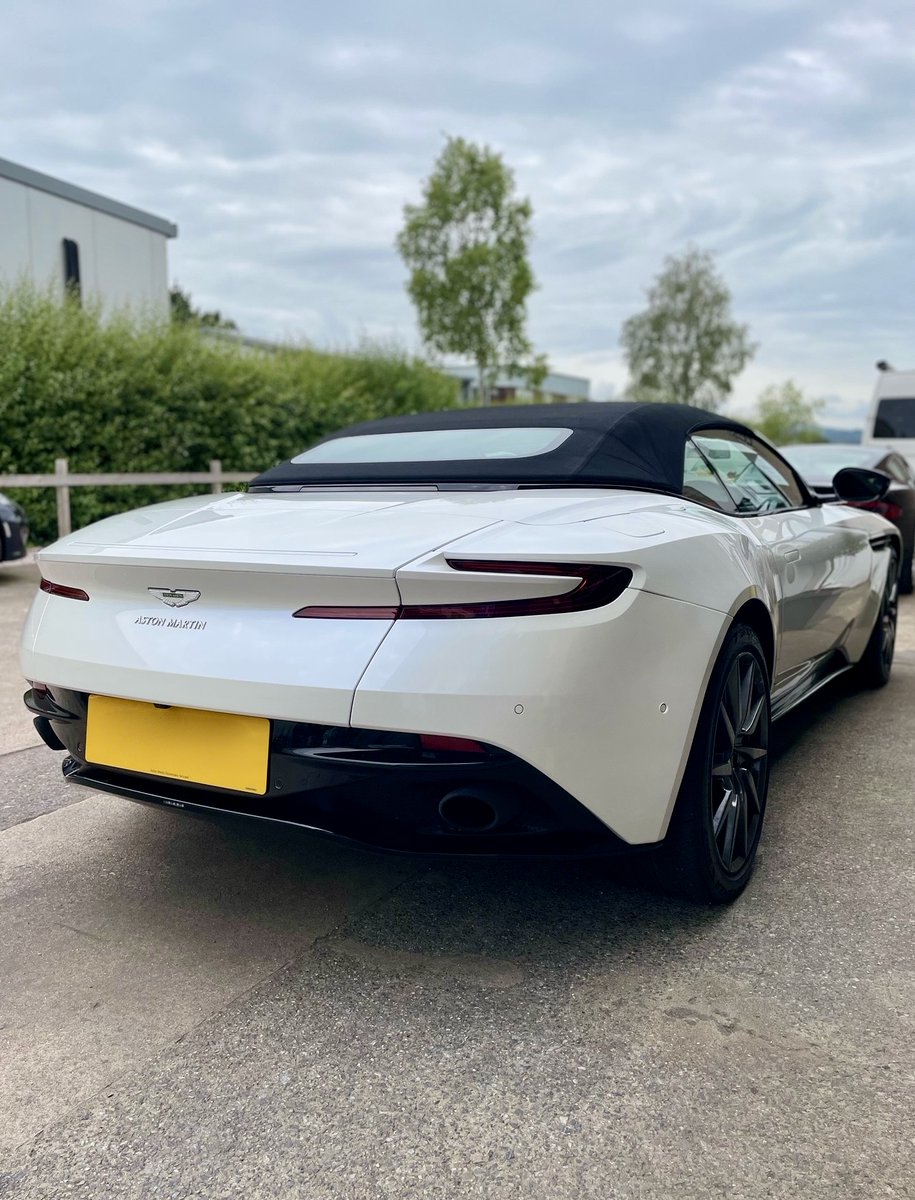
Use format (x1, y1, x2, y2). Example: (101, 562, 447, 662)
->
(782, 443, 915, 593)
(0, 491, 29, 563)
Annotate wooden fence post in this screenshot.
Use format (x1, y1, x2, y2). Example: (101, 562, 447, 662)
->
(209, 459, 223, 495)
(54, 458, 72, 538)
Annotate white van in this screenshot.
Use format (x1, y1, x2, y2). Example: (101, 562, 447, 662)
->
(864, 363, 915, 469)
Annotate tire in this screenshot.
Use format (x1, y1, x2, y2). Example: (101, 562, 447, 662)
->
(655, 624, 771, 905)
(856, 551, 898, 689)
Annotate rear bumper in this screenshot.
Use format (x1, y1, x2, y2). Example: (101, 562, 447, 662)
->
(22, 586, 730, 845)
(25, 686, 632, 857)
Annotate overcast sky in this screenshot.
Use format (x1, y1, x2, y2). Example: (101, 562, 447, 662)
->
(4, 0, 915, 426)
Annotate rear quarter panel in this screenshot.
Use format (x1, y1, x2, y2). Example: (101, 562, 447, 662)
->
(357, 507, 767, 844)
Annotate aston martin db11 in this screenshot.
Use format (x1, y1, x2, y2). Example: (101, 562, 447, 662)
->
(21, 403, 900, 902)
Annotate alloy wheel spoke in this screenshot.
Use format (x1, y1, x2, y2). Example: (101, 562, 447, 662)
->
(738, 661, 754, 728)
(739, 745, 767, 762)
(713, 790, 731, 837)
(725, 666, 742, 738)
(719, 701, 737, 750)
(741, 693, 764, 737)
(736, 781, 749, 861)
(742, 767, 761, 815)
(721, 796, 739, 869)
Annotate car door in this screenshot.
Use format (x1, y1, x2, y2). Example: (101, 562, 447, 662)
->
(692, 431, 871, 687)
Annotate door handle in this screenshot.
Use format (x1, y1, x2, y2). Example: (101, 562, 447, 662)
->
(783, 548, 801, 563)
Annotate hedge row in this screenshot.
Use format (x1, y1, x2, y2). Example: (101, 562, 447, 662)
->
(0, 288, 458, 545)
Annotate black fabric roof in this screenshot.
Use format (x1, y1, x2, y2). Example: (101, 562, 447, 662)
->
(250, 402, 757, 494)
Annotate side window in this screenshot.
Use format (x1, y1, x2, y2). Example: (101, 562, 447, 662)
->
(683, 441, 737, 512)
(692, 432, 805, 514)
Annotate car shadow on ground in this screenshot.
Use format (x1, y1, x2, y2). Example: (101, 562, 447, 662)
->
(78, 660, 888, 971)
(17, 628, 906, 997)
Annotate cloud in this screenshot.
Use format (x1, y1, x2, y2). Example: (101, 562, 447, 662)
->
(616, 14, 692, 45)
(2, 0, 914, 428)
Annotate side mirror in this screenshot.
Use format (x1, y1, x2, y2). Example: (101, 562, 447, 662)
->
(832, 467, 891, 503)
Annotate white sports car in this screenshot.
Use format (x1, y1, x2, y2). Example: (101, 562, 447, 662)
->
(22, 403, 900, 902)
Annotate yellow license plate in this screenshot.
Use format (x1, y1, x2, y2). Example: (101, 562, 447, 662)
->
(86, 695, 270, 795)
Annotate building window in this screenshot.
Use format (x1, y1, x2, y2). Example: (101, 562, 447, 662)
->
(62, 238, 81, 302)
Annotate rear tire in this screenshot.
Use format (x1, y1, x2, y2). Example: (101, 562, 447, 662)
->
(856, 551, 898, 688)
(655, 624, 771, 905)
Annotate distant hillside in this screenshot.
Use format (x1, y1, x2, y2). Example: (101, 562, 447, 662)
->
(821, 427, 862, 444)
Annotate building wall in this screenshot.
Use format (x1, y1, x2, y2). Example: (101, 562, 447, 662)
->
(443, 365, 591, 405)
(0, 175, 170, 317)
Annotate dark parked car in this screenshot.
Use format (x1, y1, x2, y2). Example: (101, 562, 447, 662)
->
(781, 444, 915, 593)
(0, 491, 29, 563)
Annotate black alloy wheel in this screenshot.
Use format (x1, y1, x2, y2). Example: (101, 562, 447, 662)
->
(710, 652, 769, 875)
(656, 624, 771, 904)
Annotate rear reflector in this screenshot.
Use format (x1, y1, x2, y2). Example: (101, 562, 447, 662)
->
(293, 605, 399, 620)
(293, 560, 632, 620)
(420, 733, 487, 754)
(40, 578, 90, 601)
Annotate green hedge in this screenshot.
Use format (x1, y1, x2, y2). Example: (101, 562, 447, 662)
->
(0, 288, 458, 545)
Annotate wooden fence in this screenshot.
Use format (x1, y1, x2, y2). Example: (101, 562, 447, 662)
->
(0, 459, 255, 539)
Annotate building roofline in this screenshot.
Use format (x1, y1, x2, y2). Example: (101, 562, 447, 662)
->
(0, 156, 178, 238)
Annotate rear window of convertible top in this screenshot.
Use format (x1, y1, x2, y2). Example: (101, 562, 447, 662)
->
(291, 427, 574, 465)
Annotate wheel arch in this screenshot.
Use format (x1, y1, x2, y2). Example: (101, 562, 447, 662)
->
(730, 597, 775, 682)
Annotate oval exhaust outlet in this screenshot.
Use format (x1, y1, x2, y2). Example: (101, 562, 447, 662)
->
(438, 787, 518, 833)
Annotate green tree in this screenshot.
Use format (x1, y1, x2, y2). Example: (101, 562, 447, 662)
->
(397, 136, 542, 405)
(753, 380, 826, 445)
(621, 246, 755, 411)
(169, 284, 237, 330)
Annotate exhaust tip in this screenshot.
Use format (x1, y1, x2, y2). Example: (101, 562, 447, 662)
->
(438, 786, 518, 833)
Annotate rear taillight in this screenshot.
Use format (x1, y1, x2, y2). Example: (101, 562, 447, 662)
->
(429, 559, 632, 618)
(849, 499, 904, 521)
(40, 578, 90, 601)
(293, 560, 632, 620)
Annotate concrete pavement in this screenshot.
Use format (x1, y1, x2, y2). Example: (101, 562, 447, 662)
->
(0, 559, 40, 755)
(0, 571, 913, 1198)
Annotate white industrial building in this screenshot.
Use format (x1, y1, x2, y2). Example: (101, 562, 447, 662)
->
(0, 157, 177, 317)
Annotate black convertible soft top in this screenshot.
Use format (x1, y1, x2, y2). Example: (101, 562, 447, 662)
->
(250, 402, 756, 494)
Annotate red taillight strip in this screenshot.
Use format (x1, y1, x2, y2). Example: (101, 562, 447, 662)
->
(40, 578, 90, 601)
(293, 605, 399, 620)
(293, 560, 632, 620)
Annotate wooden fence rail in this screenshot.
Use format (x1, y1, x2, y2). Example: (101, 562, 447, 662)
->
(0, 459, 255, 539)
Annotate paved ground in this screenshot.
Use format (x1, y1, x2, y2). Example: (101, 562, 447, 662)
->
(1, 561, 913, 1198)
(0, 559, 41, 755)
